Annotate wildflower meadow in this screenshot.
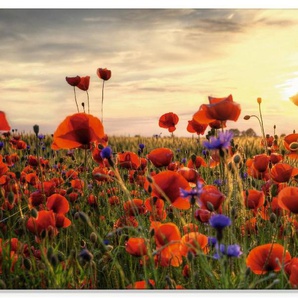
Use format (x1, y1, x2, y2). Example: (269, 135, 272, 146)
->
(1, 68, 298, 290)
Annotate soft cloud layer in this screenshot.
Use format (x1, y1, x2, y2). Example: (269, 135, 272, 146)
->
(1, 9, 298, 137)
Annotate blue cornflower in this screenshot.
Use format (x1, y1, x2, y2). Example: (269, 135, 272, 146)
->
(208, 236, 217, 248)
(203, 131, 234, 150)
(180, 181, 203, 205)
(213, 244, 243, 259)
(209, 214, 231, 230)
(139, 143, 145, 150)
(213, 179, 225, 187)
(181, 157, 187, 164)
(100, 146, 112, 159)
(38, 134, 45, 140)
(0, 142, 3, 149)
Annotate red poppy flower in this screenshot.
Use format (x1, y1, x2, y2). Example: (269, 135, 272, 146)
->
(283, 133, 298, 159)
(180, 232, 209, 256)
(144, 197, 166, 221)
(113, 216, 138, 229)
(55, 213, 71, 228)
(28, 190, 45, 208)
(97, 68, 112, 81)
(153, 222, 182, 267)
(159, 112, 179, 133)
(199, 185, 225, 212)
(0, 111, 11, 131)
(46, 194, 69, 214)
(76, 76, 90, 91)
(147, 148, 174, 168)
(269, 153, 283, 164)
(123, 199, 146, 216)
(92, 166, 113, 182)
(144, 170, 191, 210)
(177, 167, 201, 184)
(209, 120, 227, 129)
(193, 94, 241, 125)
(270, 163, 298, 183)
(243, 189, 265, 210)
(187, 155, 207, 169)
(241, 218, 257, 236)
(70, 179, 84, 190)
(154, 222, 181, 247)
(25, 172, 39, 186)
(125, 237, 148, 256)
(0, 159, 9, 177)
(246, 154, 270, 180)
(277, 186, 298, 214)
(26, 210, 57, 237)
(51, 113, 105, 150)
(187, 118, 208, 135)
(285, 257, 298, 288)
(126, 279, 155, 289)
(246, 243, 291, 275)
(182, 223, 199, 234)
(117, 151, 141, 170)
(194, 209, 211, 223)
(37, 180, 56, 197)
(65, 76, 81, 87)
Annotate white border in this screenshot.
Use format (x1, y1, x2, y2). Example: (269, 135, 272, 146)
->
(2, 0, 298, 9)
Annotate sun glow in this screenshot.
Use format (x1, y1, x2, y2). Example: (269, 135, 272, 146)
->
(276, 75, 298, 101)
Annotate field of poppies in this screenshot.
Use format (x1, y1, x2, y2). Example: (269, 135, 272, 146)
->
(0, 69, 298, 290)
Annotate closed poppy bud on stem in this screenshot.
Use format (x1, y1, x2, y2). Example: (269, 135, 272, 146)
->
(257, 97, 262, 104)
(244, 115, 251, 120)
(33, 124, 39, 136)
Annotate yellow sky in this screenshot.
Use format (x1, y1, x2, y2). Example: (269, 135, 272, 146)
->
(1, 8, 298, 137)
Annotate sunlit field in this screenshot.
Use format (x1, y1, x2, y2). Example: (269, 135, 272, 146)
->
(1, 70, 298, 290)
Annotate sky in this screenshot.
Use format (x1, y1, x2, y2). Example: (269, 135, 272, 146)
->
(1, 4, 298, 137)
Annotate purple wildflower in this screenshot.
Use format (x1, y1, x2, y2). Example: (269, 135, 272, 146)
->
(100, 146, 112, 159)
(213, 244, 243, 259)
(180, 180, 203, 205)
(0, 142, 3, 149)
(209, 214, 231, 230)
(208, 236, 217, 248)
(203, 131, 234, 150)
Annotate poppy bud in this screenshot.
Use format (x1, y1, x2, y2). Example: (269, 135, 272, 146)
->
(47, 246, 54, 260)
(233, 154, 241, 164)
(90, 232, 98, 243)
(78, 211, 91, 225)
(269, 212, 277, 224)
(33, 124, 39, 136)
(30, 208, 38, 218)
(243, 115, 251, 120)
(50, 254, 59, 268)
(7, 192, 14, 205)
(257, 97, 262, 104)
(57, 251, 65, 262)
(187, 251, 194, 262)
(146, 176, 153, 183)
(206, 201, 215, 212)
(23, 258, 32, 271)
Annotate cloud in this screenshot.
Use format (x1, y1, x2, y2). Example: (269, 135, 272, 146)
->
(1, 9, 298, 137)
